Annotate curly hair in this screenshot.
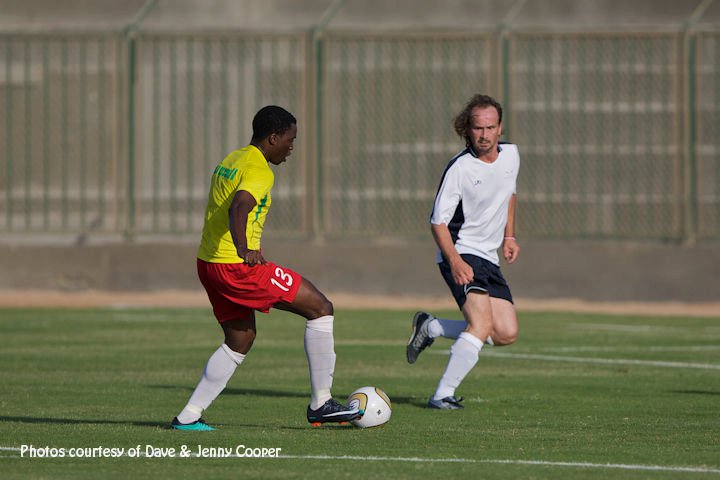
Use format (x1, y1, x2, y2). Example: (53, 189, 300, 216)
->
(453, 94, 503, 138)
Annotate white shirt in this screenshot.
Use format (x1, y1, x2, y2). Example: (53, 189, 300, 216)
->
(430, 144, 520, 266)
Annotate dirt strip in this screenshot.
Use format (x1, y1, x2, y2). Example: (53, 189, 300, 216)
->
(0, 290, 718, 317)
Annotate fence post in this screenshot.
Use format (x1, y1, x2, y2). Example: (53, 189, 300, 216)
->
(311, 29, 324, 238)
(123, 0, 157, 239)
(310, 0, 346, 238)
(681, 0, 713, 244)
(4, 40, 13, 231)
(125, 33, 137, 239)
(499, 32, 511, 138)
(499, 0, 526, 138)
(683, 32, 698, 245)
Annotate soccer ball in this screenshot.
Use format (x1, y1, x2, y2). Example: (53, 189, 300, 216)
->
(347, 386, 392, 428)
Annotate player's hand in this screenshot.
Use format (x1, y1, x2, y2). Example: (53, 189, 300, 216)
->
(449, 257, 474, 286)
(503, 238, 520, 264)
(241, 249, 266, 266)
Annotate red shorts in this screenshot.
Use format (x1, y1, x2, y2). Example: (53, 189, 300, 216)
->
(197, 258, 302, 323)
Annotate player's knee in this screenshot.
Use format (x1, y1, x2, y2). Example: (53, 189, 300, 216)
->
(492, 327, 518, 346)
(224, 329, 256, 354)
(464, 326, 491, 342)
(297, 292, 333, 319)
(245, 329, 257, 348)
(317, 297, 333, 318)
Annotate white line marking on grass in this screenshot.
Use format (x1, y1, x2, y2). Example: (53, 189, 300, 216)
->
(2, 447, 718, 473)
(553, 345, 720, 353)
(486, 351, 720, 370)
(279, 455, 720, 474)
(430, 350, 720, 370)
(571, 324, 688, 334)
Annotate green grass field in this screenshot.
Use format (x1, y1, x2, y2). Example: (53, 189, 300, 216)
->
(1, 307, 719, 479)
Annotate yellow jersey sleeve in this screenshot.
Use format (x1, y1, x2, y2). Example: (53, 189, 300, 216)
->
(197, 146, 274, 263)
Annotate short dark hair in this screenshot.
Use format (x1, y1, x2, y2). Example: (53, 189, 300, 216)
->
(251, 105, 296, 141)
(453, 94, 503, 138)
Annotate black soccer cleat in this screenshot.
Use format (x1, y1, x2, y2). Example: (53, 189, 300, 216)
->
(406, 311, 435, 364)
(427, 396, 464, 410)
(307, 399, 363, 426)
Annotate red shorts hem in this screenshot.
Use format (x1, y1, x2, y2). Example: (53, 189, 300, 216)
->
(197, 258, 302, 323)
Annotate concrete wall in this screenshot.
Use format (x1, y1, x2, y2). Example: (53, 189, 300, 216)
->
(1, 239, 718, 303)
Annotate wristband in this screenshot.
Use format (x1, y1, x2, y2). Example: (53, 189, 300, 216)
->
(504, 236, 516, 240)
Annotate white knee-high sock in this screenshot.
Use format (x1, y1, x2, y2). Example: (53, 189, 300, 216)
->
(304, 315, 336, 410)
(429, 318, 494, 345)
(176, 344, 245, 424)
(428, 318, 466, 339)
(433, 332, 483, 401)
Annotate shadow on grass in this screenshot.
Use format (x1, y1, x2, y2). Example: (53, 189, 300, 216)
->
(0, 416, 267, 430)
(151, 385, 429, 407)
(150, 384, 306, 399)
(0, 416, 166, 428)
(672, 389, 720, 396)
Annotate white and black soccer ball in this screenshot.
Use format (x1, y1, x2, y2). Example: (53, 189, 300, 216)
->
(347, 386, 392, 428)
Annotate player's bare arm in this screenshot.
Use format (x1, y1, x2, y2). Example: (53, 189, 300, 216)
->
(503, 194, 520, 263)
(229, 190, 265, 266)
(431, 223, 474, 285)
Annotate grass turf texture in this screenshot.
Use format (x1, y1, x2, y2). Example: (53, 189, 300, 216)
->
(1, 307, 719, 479)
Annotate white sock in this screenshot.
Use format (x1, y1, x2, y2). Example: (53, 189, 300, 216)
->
(428, 318, 493, 345)
(428, 318, 466, 339)
(305, 315, 336, 410)
(176, 344, 245, 424)
(433, 332, 483, 401)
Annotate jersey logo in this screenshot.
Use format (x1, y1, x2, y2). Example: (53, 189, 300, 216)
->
(213, 165, 238, 180)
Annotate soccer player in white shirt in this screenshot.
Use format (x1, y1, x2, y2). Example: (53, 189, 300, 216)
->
(406, 94, 520, 409)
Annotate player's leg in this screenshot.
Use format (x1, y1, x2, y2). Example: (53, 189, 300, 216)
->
(409, 255, 492, 365)
(429, 290, 491, 409)
(274, 277, 361, 424)
(407, 261, 466, 363)
(280, 278, 336, 410)
(173, 260, 256, 431)
(408, 312, 487, 363)
(486, 264, 517, 346)
(274, 275, 333, 320)
(221, 314, 257, 353)
(428, 316, 468, 340)
(406, 311, 438, 363)
(489, 297, 518, 346)
(462, 291, 494, 341)
(172, 313, 253, 431)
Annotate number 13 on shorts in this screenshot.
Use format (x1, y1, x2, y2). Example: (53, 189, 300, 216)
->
(270, 266, 294, 292)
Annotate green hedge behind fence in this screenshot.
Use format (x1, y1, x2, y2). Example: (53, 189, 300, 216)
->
(1, 31, 718, 241)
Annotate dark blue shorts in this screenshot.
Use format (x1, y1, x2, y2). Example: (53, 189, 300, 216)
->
(439, 254, 513, 309)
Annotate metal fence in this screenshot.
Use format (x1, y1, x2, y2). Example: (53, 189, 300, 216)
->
(320, 34, 494, 237)
(132, 34, 308, 235)
(1, 33, 126, 233)
(1, 29, 718, 241)
(510, 33, 684, 240)
(697, 33, 720, 240)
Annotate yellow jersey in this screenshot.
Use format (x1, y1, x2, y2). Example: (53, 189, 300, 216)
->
(197, 145, 273, 263)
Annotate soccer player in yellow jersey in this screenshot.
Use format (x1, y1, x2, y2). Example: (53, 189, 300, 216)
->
(171, 106, 361, 430)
